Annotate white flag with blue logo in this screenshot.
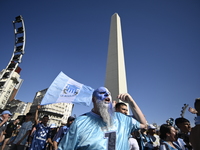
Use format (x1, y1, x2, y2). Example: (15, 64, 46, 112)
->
(40, 71, 94, 107)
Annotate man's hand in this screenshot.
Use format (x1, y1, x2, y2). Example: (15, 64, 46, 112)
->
(117, 93, 133, 103)
(2, 117, 9, 122)
(0, 116, 9, 126)
(37, 105, 41, 109)
(188, 107, 198, 114)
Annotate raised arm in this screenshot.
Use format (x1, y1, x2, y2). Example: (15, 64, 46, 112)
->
(0, 117, 9, 127)
(117, 93, 147, 129)
(35, 105, 40, 125)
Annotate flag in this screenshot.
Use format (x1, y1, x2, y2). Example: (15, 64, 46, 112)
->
(40, 71, 94, 107)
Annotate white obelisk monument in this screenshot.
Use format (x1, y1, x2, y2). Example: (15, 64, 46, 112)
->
(105, 13, 128, 105)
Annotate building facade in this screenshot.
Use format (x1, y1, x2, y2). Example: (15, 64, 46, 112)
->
(4, 99, 32, 120)
(29, 88, 74, 126)
(0, 69, 23, 110)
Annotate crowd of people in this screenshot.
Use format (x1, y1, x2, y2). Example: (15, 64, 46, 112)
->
(0, 106, 75, 150)
(0, 86, 199, 150)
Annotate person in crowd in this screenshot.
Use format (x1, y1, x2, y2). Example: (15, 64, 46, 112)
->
(12, 124, 21, 137)
(1, 119, 19, 150)
(159, 124, 181, 150)
(58, 86, 147, 150)
(7, 124, 21, 147)
(115, 102, 139, 150)
(129, 131, 140, 150)
(29, 105, 52, 150)
(115, 102, 128, 115)
(0, 110, 12, 143)
(175, 117, 192, 150)
(147, 124, 160, 150)
(47, 123, 57, 150)
(9, 113, 32, 150)
(189, 98, 200, 150)
(53, 116, 75, 150)
(137, 127, 154, 150)
(28, 119, 42, 146)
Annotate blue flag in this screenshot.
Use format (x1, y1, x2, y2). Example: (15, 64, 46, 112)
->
(40, 72, 94, 107)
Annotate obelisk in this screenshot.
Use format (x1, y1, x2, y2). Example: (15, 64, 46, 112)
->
(105, 13, 128, 104)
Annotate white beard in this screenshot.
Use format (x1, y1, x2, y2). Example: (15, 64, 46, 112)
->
(96, 100, 114, 128)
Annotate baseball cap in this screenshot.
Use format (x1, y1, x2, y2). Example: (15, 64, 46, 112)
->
(148, 124, 156, 130)
(50, 123, 57, 128)
(1, 110, 12, 116)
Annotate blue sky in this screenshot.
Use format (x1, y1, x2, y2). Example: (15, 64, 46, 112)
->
(0, 1, 199, 126)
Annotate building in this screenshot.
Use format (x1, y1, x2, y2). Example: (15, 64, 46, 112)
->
(0, 68, 24, 110)
(4, 99, 32, 120)
(23, 102, 32, 115)
(29, 88, 74, 126)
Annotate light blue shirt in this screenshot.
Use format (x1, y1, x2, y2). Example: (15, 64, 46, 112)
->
(13, 121, 32, 145)
(53, 125, 69, 143)
(58, 111, 140, 150)
(160, 140, 182, 150)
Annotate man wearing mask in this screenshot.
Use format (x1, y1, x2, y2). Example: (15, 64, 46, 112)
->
(58, 87, 146, 150)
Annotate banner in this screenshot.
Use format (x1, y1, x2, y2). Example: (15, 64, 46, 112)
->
(40, 72, 94, 107)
